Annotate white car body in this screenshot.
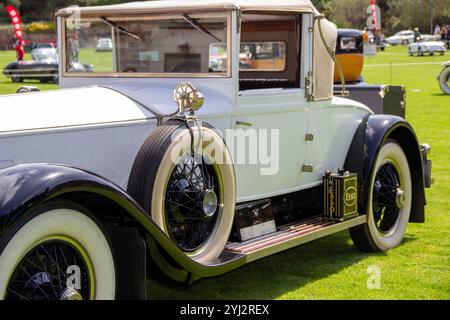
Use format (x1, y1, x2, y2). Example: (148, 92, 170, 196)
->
(408, 41, 446, 56)
(0, 1, 373, 203)
(386, 30, 415, 45)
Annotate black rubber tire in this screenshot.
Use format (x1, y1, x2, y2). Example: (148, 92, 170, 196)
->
(0, 200, 116, 300)
(439, 66, 450, 95)
(350, 140, 412, 252)
(11, 70, 22, 83)
(127, 119, 184, 211)
(127, 119, 236, 263)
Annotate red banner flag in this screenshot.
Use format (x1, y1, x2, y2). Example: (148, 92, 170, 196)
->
(369, 0, 378, 32)
(6, 5, 24, 40)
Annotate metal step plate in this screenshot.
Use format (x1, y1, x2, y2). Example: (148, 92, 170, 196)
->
(226, 215, 367, 263)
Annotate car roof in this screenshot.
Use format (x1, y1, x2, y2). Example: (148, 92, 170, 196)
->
(338, 29, 363, 37)
(31, 48, 57, 54)
(56, 0, 318, 17)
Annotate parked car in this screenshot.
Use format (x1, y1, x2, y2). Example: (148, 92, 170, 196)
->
(386, 30, 416, 45)
(0, 0, 432, 300)
(438, 61, 450, 94)
(24, 41, 57, 53)
(2, 48, 92, 83)
(96, 37, 113, 51)
(387, 30, 441, 46)
(334, 29, 364, 83)
(409, 40, 446, 56)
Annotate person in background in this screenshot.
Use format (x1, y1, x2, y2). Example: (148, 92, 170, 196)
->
(446, 25, 450, 50)
(413, 27, 421, 42)
(440, 26, 446, 40)
(363, 27, 369, 44)
(72, 34, 80, 62)
(15, 38, 25, 61)
(434, 24, 441, 36)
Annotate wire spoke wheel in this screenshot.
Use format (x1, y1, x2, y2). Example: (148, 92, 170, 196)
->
(372, 162, 402, 234)
(5, 239, 93, 300)
(164, 154, 221, 252)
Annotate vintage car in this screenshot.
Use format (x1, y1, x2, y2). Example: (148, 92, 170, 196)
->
(334, 29, 364, 84)
(96, 37, 113, 52)
(0, 0, 432, 300)
(438, 61, 450, 94)
(386, 30, 440, 46)
(2, 48, 92, 83)
(386, 30, 416, 45)
(408, 40, 446, 56)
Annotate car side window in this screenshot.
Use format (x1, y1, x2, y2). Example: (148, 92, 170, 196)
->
(238, 13, 301, 91)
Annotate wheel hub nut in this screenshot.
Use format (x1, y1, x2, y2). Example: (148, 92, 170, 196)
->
(396, 188, 406, 208)
(202, 189, 218, 217)
(60, 287, 83, 300)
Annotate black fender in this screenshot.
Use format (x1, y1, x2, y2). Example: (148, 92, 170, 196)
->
(344, 114, 426, 223)
(0, 164, 245, 288)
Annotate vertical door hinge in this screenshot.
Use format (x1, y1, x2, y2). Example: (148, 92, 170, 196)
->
(305, 71, 314, 101)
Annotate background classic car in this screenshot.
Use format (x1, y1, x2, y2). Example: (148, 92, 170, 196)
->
(0, 0, 431, 300)
(408, 40, 446, 56)
(2, 48, 92, 83)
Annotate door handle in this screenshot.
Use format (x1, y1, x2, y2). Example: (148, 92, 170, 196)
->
(235, 120, 252, 127)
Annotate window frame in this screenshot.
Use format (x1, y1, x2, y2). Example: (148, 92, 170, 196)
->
(238, 40, 288, 72)
(61, 12, 232, 79)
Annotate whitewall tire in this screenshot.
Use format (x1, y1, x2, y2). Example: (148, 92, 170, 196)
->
(128, 120, 236, 265)
(0, 203, 116, 300)
(439, 67, 450, 95)
(350, 141, 412, 252)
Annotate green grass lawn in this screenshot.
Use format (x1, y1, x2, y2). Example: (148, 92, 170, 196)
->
(0, 45, 448, 299)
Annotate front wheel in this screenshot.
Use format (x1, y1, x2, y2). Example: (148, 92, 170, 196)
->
(11, 74, 22, 83)
(438, 66, 450, 95)
(418, 47, 424, 56)
(350, 141, 412, 252)
(128, 120, 236, 264)
(0, 201, 116, 300)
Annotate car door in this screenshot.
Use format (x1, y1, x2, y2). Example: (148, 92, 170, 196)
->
(232, 90, 308, 202)
(303, 100, 371, 186)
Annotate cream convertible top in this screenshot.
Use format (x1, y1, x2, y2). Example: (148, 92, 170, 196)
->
(56, 0, 337, 101)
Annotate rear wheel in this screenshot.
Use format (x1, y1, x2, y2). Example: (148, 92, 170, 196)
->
(0, 201, 116, 300)
(418, 47, 423, 56)
(128, 120, 236, 263)
(350, 141, 412, 252)
(11, 70, 22, 83)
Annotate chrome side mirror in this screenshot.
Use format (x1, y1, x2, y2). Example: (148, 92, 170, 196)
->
(173, 82, 204, 115)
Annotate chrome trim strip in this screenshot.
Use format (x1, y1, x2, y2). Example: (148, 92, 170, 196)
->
(245, 215, 367, 263)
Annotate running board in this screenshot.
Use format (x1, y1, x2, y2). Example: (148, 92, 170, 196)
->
(226, 215, 367, 263)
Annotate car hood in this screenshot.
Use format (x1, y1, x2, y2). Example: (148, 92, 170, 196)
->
(0, 86, 156, 135)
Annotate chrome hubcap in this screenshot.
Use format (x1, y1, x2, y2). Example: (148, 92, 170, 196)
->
(202, 189, 218, 217)
(395, 188, 406, 208)
(60, 287, 83, 300)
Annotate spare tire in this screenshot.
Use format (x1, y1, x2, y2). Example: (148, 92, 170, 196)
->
(438, 66, 450, 95)
(127, 120, 236, 264)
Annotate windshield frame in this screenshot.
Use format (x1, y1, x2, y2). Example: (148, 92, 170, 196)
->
(61, 12, 232, 78)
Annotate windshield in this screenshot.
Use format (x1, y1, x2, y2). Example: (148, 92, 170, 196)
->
(64, 14, 230, 77)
